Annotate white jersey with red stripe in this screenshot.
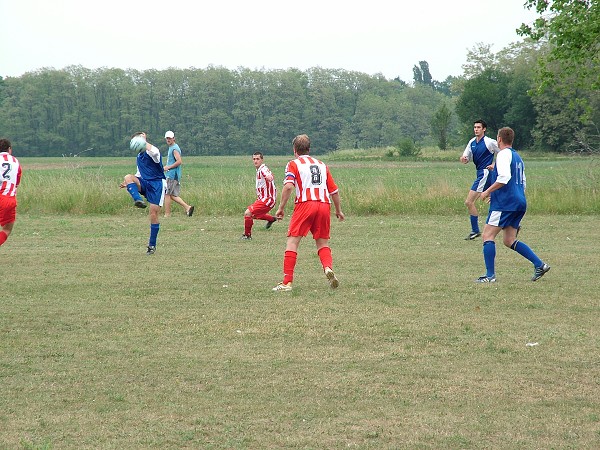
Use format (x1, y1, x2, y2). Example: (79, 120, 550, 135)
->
(284, 155, 338, 204)
(256, 163, 277, 207)
(0, 152, 22, 197)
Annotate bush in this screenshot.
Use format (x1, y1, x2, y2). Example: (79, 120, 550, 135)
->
(396, 138, 422, 157)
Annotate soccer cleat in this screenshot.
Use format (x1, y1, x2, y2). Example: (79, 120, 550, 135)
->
(531, 263, 550, 281)
(465, 231, 481, 240)
(134, 199, 147, 208)
(476, 275, 496, 283)
(324, 267, 339, 289)
(265, 219, 276, 230)
(240, 234, 252, 240)
(146, 245, 156, 255)
(272, 282, 292, 292)
(187, 206, 195, 217)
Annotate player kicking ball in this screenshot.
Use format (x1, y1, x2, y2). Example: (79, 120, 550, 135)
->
(120, 132, 167, 255)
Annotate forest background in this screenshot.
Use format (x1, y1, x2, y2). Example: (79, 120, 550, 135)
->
(0, 1, 598, 157)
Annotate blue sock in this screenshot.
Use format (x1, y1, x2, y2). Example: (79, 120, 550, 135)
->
(483, 240, 496, 277)
(149, 223, 160, 247)
(470, 215, 479, 233)
(511, 240, 542, 267)
(126, 183, 143, 202)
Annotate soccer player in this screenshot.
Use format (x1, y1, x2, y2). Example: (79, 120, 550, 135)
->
(120, 132, 167, 255)
(476, 127, 550, 283)
(0, 139, 22, 248)
(241, 152, 277, 240)
(460, 119, 500, 240)
(163, 130, 194, 218)
(272, 134, 345, 292)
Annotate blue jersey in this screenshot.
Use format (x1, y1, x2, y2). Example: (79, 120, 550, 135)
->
(165, 143, 182, 181)
(136, 146, 165, 181)
(490, 148, 527, 212)
(463, 136, 499, 171)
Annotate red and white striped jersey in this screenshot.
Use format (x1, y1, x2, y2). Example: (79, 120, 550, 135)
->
(256, 163, 277, 207)
(284, 155, 338, 204)
(0, 152, 22, 197)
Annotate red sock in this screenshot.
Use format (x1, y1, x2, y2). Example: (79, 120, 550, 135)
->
(244, 216, 253, 236)
(318, 246, 333, 270)
(0, 231, 7, 246)
(283, 250, 297, 284)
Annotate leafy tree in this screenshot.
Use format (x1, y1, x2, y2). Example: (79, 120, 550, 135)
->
(412, 61, 433, 86)
(455, 68, 510, 137)
(431, 102, 452, 150)
(461, 43, 499, 79)
(518, 0, 600, 89)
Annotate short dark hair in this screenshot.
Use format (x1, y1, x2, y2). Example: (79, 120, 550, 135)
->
(497, 127, 515, 146)
(292, 134, 310, 155)
(253, 151, 264, 159)
(474, 119, 487, 129)
(0, 139, 11, 152)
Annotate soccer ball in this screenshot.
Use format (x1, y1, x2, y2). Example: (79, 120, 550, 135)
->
(130, 136, 147, 151)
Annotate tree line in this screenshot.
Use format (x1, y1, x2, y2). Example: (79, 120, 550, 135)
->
(0, 66, 458, 156)
(1, 0, 598, 158)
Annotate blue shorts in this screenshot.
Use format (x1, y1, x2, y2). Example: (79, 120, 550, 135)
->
(470, 169, 491, 193)
(487, 210, 525, 228)
(138, 178, 167, 206)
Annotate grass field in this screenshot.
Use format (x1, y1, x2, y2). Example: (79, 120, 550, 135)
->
(15, 153, 600, 216)
(2, 154, 600, 448)
(2, 212, 599, 449)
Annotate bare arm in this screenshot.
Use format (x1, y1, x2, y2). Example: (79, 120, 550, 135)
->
(165, 150, 182, 171)
(330, 192, 345, 221)
(275, 183, 295, 220)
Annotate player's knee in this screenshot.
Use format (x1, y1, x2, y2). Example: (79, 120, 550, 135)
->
(244, 209, 252, 217)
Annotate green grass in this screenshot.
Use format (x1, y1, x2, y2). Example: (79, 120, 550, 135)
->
(16, 154, 600, 216)
(1, 212, 599, 449)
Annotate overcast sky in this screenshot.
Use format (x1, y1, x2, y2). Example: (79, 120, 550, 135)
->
(1, 0, 538, 82)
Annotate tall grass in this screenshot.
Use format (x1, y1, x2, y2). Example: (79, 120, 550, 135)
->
(17, 154, 600, 216)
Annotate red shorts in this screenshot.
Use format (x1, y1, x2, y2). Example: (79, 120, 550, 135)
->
(248, 199, 273, 217)
(288, 201, 331, 240)
(0, 196, 17, 226)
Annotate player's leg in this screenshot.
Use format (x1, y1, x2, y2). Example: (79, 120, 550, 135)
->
(0, 221, 14, 246)
(464, 189, 482, 239)
(167, 179, 192, 215)
(163, 195, 173, 217)
(503, 213, 550, 281)
(144, 180, 165, 255)
(314, 204, 338, 289)
(171, 196, 192, 215)
(273, 204, 311, 291)
(251, 201, 276, 227)
(147, 204, 160, 254)
(477, 212, 503, 282)
(242, 207, 254, 239)
(0, 197, 16, 246)
(123, 174, 146, 208)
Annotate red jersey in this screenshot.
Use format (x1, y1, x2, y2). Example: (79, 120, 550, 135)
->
(284, 155, 338, 204)
(256, 163, 277, 207)
(0, 152, 22, 197)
